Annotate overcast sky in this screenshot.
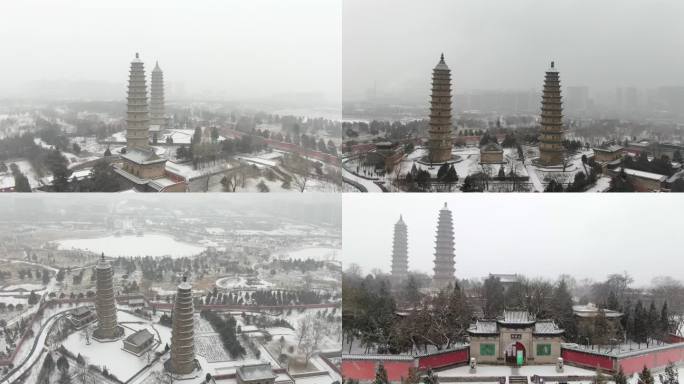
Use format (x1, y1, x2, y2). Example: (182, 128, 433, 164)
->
(343, 0, 684, 100)
(343, 194, 683, 287)
(0, 0, 341, 103)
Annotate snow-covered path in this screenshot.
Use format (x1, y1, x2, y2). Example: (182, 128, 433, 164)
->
(0, 306, 79, 384)
(525, 162, 544, 192)
(342, 166, 383, 192)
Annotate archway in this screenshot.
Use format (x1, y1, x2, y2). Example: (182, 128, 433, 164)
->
(504, 341, 526, 366)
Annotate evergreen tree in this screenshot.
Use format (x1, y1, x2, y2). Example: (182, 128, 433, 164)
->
(638, 366, 654, 384)
(613, 366, 627, 384)
(662, 362, 679, 384)
(423, 368, 439, 384)
(374, 362, 389, 384)
(482, 276, 505, 317)
(552, 279, 577, 341)
(595, 368, 607, 384)
(660, 302, 670, 337)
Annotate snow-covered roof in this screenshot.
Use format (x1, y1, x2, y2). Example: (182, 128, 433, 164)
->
(594, 145, 624, 153)
(148, 177, 181, 191)
(121, 147, 166, 165)
(573, 303, 623, 318)
(534, 320, 564, 335)
(468, 320, 498, 334)
(152, 61, 162, 72)
(489, 274, 519, 284)
(499, 311, 535, 325)
(547, 60, 559, 73)
(131, 52, 142, 64)
(125, 328, 154, 346)
(237, 363, 276, 381)
(617, 167, 667, 182)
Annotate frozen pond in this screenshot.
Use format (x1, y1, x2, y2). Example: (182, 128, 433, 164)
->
(55, 234, 205, 258)
(281, 247, 340, 261)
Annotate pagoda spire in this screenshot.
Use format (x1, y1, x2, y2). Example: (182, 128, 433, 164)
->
(433, 203, 455, 290)
(391, 214, 408, 285)
(428, 53, 453, 163)
(538, 60, 564, 166)
(125, 52, 150, 149)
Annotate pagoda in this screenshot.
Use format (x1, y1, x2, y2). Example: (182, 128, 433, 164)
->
(432, 203, 455, 290)
(427, 54, 453, 163)
(538, 61, 565, 166)
(390, 215, 408, 285)
(126, 53, 150, 149)
(150, 61, 166, 135)
(94, 253, 122, 340)
(167, 276, 196, 375)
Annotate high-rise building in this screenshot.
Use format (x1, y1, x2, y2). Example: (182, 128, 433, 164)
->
(428, 54, 453, 164)
(432, 203, 455, 290)
(390, 215, 408, 285)
(150, 61, 166, 135)
(168, 276, 196, 375)
(94, 253, 121, 340)
(126, 53, 150, 149)
(538, 61, 565, 166)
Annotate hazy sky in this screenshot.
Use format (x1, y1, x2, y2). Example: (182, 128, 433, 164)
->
(343, 194, 683, 287)
(0, 0, 341, 103)
(343, 0, 684, 100)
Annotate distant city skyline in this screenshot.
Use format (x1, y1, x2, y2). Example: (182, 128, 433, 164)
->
(343, 0, 684, 104)
(0, 0, 341, 104)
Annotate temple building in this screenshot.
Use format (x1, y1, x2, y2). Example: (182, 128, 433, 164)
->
(236, 363, 277, 384)
(149, 61, 166, 137)
(114, 53, 185, 192)
(432, 203, 455, 290)
(167, 276, 197, 375)
(427, 54, 453, 164)
(94, 254, 122, 340)
(538, 61, 565, 166)
(468, 311, 564, 365)
(480, 142, 504, 164)
(123, 328, 155, 356)
(69, 306, 97, 329)
(390, 215, 408, 286)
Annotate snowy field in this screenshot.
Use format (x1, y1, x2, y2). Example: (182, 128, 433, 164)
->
(216, 276, 274, 290)
(55, 234, 205, 258)
(61, 310, 169, 382)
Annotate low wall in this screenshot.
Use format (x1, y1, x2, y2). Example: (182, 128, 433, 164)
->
(342, 355, 415, 382)
(561, 348, 615, 371)
(343, 348, 469, 382)
(561, 343, 684, 375)
(616, 343, 684, 375)
(417, 347, 470, 371)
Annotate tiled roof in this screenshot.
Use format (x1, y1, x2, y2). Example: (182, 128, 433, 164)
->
(534, 320, 564, 335)
(499, 310, 535, 325)
(468, 320, 498, 334)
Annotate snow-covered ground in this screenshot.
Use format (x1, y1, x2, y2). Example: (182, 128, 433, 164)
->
(61, 310, 170, 382)
(216, 276, 274, 289)
(55, 233, 205, 258)
(277, 247, 340, 262)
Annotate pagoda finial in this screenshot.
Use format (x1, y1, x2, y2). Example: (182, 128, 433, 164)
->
(440, 53, 445, 63)
(444, 202, 448, 208)
(182, 275, 187, 283)
(135, 52, 139, 59)
(101, 252, 105, 261)
(551, 61, 555, 68)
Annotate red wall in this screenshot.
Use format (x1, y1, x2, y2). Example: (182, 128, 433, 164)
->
(342, 359, 414, 382)
(417, 348, 469, 370)
(561, 349, 615, 371)
(617, 345, 684, 375)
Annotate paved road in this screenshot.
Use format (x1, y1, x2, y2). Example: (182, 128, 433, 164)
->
(0, 306, 84, 384)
